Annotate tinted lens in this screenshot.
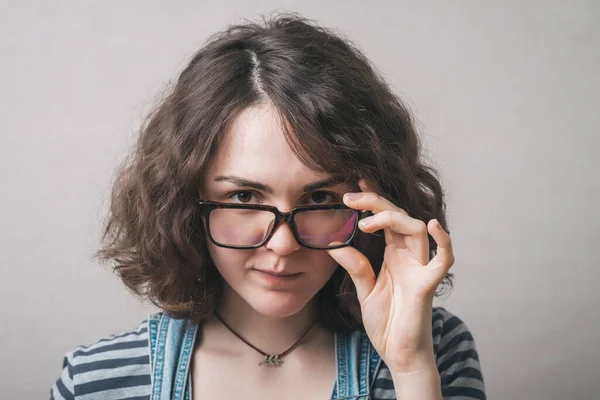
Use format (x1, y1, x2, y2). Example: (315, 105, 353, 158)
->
(294, 209, 357, 248)
(209, 208, 275, 247)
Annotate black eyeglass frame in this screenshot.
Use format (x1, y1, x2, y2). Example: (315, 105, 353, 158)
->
(196, 199, 364, 250)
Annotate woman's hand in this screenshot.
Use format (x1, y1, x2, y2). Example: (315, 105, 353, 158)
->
(327, 180, 455, 375)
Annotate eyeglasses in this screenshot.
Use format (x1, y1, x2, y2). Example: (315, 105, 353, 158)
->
(196, 200, 363, 250)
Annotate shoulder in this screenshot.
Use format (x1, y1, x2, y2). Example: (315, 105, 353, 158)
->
(432, 306, 486, 399)
(432, 306, 474, 342)
(431, 306, 480, 362)
(51, 315, 158, 400)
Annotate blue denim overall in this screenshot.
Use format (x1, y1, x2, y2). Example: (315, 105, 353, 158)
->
(148, 313, 382, 399)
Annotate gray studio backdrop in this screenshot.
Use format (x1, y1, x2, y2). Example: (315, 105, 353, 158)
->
(1, 1, 598, 399)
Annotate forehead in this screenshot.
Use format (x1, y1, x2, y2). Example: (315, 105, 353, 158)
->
(205, 103, 327, 185)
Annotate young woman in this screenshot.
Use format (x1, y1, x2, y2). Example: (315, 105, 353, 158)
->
(51, 14, 486, 400)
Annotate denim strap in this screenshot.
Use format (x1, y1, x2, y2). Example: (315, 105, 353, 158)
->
(148, 313, 198, 400)
(332, 330, 382, 399)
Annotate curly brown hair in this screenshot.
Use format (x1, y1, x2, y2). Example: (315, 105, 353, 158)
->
(96, 13, 453, 332)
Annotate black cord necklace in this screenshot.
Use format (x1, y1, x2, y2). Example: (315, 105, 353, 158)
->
(213, 311, 319, 367)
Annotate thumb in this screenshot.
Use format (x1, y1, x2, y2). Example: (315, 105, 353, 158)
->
(327, 243, 376, 304)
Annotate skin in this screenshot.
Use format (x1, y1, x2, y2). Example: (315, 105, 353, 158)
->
(192, 101, 453, 399)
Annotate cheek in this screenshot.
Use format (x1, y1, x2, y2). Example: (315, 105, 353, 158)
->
(206, 242, 252, 280)
(304, 251, 339, 282)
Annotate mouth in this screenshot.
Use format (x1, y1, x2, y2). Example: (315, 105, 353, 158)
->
(253, 269, 302, 277)
(251, 268, 303, 286)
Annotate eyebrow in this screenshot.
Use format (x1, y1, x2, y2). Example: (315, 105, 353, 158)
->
(213, 175, 347, 193)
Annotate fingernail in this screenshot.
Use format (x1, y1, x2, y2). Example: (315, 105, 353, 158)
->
(344, 193, 361, 201)
(359, 216, 373, 228)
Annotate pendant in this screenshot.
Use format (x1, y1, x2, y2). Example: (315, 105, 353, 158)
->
(259, 354, 283, 366)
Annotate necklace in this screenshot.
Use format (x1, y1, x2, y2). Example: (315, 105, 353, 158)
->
(213, 311, 319, 367)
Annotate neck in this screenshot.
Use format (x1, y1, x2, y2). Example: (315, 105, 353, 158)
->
(210, 283, 321, 355)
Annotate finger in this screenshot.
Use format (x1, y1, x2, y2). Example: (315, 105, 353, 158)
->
(358, 210, 429, 264)
(358, 210, 427, 236)
(361, 179, 408, 211)
(327, 244, 376, 304)
(343, 191, 405, 214)
(357, 179, 413, 252)
(427, 219, 455, 275)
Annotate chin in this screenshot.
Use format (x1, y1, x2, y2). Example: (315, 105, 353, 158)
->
(246, 290, 313, 319)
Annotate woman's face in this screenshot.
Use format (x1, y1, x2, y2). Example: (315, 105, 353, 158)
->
(201, 102, 352, 318)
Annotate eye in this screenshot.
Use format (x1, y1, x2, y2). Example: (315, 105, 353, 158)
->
(306, 191, 337, 205)
(229, 191, 257, 203)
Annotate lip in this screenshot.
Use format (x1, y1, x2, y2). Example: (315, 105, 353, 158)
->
(255, 269, 301, 277)
(252, 269, 303, 286)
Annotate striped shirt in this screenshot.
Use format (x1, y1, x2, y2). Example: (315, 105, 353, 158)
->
(50, 307, 485, 399)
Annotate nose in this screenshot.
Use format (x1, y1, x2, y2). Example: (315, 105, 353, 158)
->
(264, 220, 301, 255)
